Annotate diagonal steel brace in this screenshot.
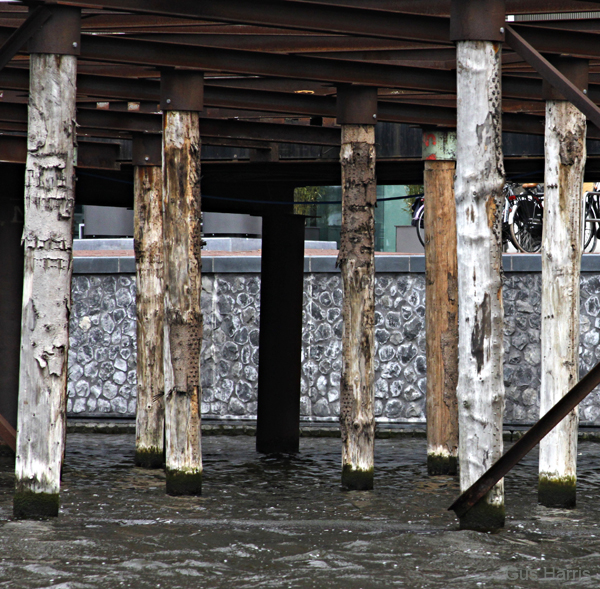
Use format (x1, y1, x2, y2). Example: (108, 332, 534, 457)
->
(0, 6, 52, 72)
(449, 361, 600, 517)
(504, 25, 600, 131)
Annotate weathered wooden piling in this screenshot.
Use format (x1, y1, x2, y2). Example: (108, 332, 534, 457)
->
(161, 71, 204, 495)
(422, 130, 459, 476)
(336, 86, 377, 490)
(539, 58, 588, 508)
(133, 134, 165, 468)
(256, 209, 305, 454)
(451, 0, 506, 531)
(14, 6, 80, 518)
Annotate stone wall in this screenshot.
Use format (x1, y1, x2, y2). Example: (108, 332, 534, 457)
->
(67, 255, 600, 425)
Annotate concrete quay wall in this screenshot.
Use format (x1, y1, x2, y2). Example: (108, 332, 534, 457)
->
(67, 253, 600, 426)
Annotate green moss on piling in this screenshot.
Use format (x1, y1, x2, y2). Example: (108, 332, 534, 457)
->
(13, 491, 59, 519)
(538, 475, 576, 508)
(341, 465, 374, 490)
(459, 501, 505, 532)
(165, 469, 202, 496)
(134, 448, 164, 469)
(427, 453, 458, 476)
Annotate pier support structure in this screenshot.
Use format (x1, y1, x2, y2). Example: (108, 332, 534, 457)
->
(451, 0, 506, 531)
(161, 71, 204, 495)
(0, 169, 25, 436)
(133, 134, 165, 468)
(336, 85, 377, 490)
(256, 209, 305, 454)
(422, 130, 459, 476)
(539, 58, 588, 508)
(14, 6, 80, 518)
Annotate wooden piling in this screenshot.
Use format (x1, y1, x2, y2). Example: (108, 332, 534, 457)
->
(454, 39, 506, 531)
(338, 123, 376, 490)
(14, 16, 79, 518)
(161, 71, 204, 496)
(162, 109, 203, 495)
(133, 135, 165, 469)
(539, 59, 588, 508)
(422, 130, 459, 476)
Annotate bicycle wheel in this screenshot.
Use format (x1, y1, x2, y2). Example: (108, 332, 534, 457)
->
(415, 207, 425, 247)
(509, 198, 543, 253)
(584, 200, 597, 253)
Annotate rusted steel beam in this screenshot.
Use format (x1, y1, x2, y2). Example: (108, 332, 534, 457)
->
(0, 90, 581, 140)
(513, 23, 600, 60)
(3, 57, 600, 109)
(123, 33, 434, 53)
(78, 108, 161, 133)
(288, 0, 600, 15)
(0, 5, 51, 71)
(77, 33, 456, 94)
(505, 25, 600, 130)
(0, 412, 16, 452)
(54, 0, 451, 43)
(0, 91, 567, 140)
(199, 118, 340, 145)
(449, 361, 600, 518)
(77, 141, 122, 169)
(77, 107, 340, 144)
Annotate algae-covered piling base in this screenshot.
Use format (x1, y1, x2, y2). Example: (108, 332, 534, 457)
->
(427, 453, 458, 476)
(459, 501, 505, 532)
(538, 476, 576, 508)
(134, 449, 164, 469)
(165, 469, 202, 496)
(13, 491, 59, 519)
(341, 465, 374, 490)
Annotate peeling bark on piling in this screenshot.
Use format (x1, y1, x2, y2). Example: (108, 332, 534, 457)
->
(455, 41, 505, 531)
(134, 165, 165, 468)
(338, 124, 376, 490)
(424, 160, 459, 476)
(162, 111, 202, 495)
(539, 101, 586, 508)
(14, 53, 77, 518)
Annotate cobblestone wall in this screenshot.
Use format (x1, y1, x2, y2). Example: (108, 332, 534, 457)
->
(68, 276, 137, 416)
(68, 271, 600, 425)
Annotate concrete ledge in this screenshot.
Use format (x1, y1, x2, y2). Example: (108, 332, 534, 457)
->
(67, 419, 600, 441)
(510, 254, 542, 272)
(308, 256, 339, 273)
(212, 256, 262, 273)
(72, 253, 600, 275)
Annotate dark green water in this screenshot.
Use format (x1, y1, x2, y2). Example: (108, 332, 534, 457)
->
(1, 433, 600, 588)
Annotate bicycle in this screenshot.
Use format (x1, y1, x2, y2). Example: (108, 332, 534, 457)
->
(411, 195, 425, 247)
(414, 182, 597, 254)
(507, 183, 544, 253)
(510, 184, 598, 253)
(583, 183, 600, 253)
(412, 182, 538, 252)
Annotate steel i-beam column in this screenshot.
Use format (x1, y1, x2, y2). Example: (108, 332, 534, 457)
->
(161, 71, 204, 495)
(539, 58, 588, 508)
(451, 0, 506, 532)
(133, 134, 165, 468)
(0, 170, 24, 437)
(422, 129, 459, 476)
(336, 85, 377, 490)
(256, 208, 305, 454)
(14, 6, 80, 519)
